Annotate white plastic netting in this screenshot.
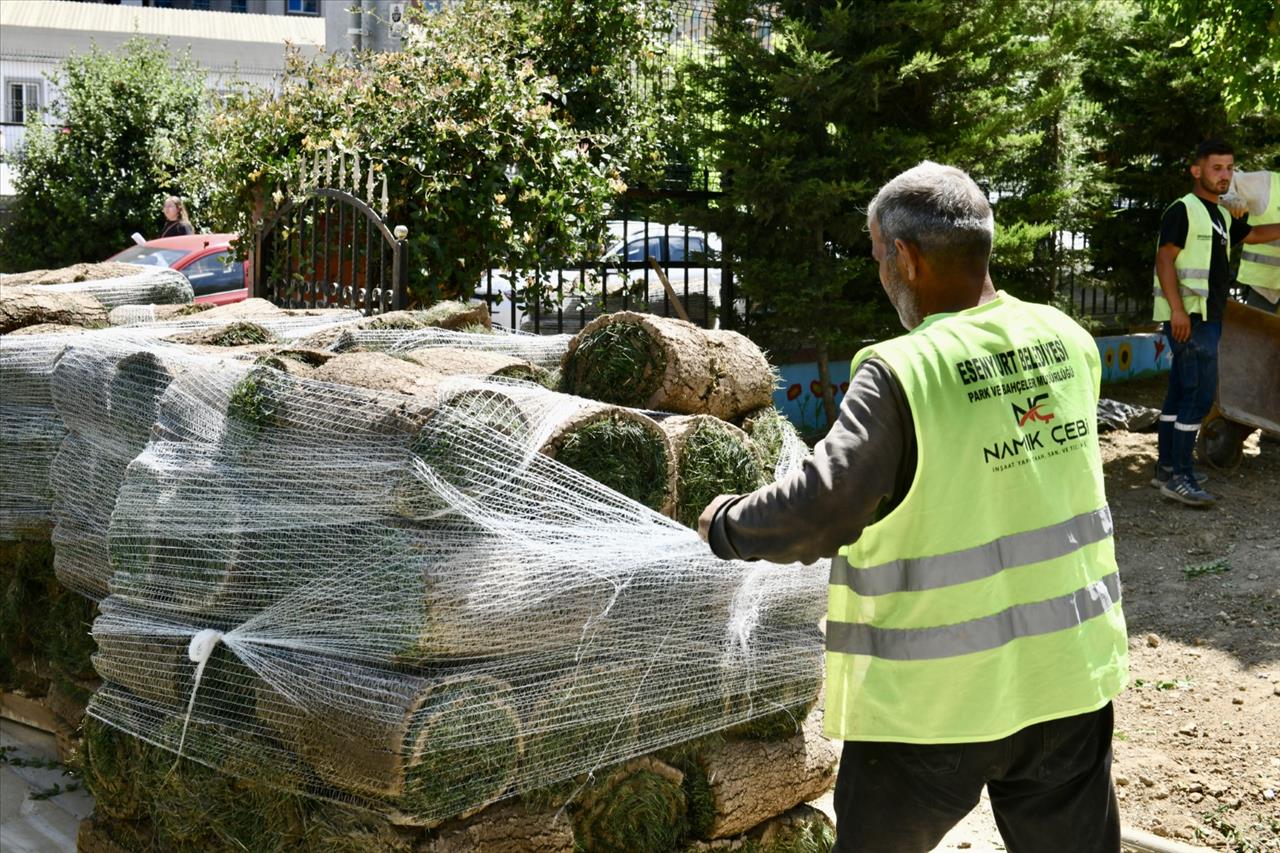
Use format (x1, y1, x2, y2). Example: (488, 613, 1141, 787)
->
(329, 326, 575, 372)
(1, 268, 196, 309)
(7, 323, 825, 826)
(0, 312, 362, 544)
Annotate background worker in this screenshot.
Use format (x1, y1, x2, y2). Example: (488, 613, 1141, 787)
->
(699, 162, 1129, 853)
(1152, 140, 1280, 506)
(1225, 169, 1280, 314)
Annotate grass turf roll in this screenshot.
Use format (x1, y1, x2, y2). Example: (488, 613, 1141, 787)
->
(258, 672, 522, 827)
(560, 312, 775, 421)
(539, 406, 673, 513)
(169, 321, 276, 347)
(571, 756, 687, 853)
(658, 415, 766, 528)
(740, 406, 805, 478)
(517, 660, 641, 793)
(0, 540, 98, 693)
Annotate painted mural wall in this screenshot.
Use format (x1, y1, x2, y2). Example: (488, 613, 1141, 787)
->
(773, 332, 1172, 434)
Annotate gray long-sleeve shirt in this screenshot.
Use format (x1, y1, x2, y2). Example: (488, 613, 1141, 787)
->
(707, 359, 916, 565)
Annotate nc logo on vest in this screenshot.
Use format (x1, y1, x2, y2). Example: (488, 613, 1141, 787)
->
(1012, 393, 1055, 427)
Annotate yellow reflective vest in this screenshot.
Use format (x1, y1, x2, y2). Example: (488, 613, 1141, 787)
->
(1237, 172, 1280, 300)
(825, 292, 1128, 744)
(1153, 193, 1229, 321)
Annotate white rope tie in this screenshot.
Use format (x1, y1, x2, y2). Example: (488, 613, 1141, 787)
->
(170, 628, 227, 771)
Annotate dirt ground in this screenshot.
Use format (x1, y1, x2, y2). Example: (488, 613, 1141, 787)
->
(1100, 376, 1279, 851)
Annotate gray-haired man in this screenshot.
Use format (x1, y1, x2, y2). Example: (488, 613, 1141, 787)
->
(700, 162, 1128, 852)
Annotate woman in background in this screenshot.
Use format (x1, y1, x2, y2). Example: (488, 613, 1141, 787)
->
(159, 196, 193, 238)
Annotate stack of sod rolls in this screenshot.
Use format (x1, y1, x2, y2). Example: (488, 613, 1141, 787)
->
(0, 311, 373, 761)
(560, 311, 807, 528)
(0, 264, 195, 334)
(0, 309, 827, 851)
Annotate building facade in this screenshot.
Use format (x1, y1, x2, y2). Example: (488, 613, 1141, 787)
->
(0, 0, 324, 197)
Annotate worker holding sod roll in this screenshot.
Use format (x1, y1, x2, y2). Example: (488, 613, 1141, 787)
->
(698, 162, 1130, 853)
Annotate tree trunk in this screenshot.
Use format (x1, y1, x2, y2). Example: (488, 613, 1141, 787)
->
(815, 339, 837, 432)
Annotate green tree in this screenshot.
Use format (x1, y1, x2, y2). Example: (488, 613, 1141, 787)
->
(201, 0, 666, 305)
(695, 0, 1094, 429)
(0, 37, 207, 272)
(1147, 0, 1279, 119)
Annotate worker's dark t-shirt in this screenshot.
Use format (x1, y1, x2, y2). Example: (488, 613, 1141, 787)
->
(1158, 196, 1252, 322)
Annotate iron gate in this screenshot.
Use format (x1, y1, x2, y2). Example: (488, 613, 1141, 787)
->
(254, 188, 407, 316)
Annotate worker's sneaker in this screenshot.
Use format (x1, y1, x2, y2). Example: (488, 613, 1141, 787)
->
(1160, 475, 1217, 507)
(1149, 465, 1208, 489)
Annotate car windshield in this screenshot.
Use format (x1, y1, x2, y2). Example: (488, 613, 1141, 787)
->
(109, 246, 188, 269)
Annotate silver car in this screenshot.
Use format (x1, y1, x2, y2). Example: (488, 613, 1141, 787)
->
(474, 221, 724, 333)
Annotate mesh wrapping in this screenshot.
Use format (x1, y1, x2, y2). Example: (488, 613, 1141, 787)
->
(329, 326, 574, 372)
(1, 268, 197, 309)
(5, 323, 825, 825)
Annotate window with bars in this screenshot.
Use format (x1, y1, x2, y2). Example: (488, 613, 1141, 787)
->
(286, 0, 319, 14)
(5, 80, 41, 125)
(230, 0, 248, 11)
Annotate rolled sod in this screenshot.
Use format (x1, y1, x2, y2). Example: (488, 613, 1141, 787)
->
(658, 415, 767, 528)
(740, 406, 806, 479)
(518, 660, 641, 793)
(681, 709, 838, 840)
(539, 404, 674, 513)
(399, 346, 550, 387)
(258, 673, 522, 827)
(571, 756, 688, 853)
(169, 321, 277, 347)
(560, 312, 775, 421)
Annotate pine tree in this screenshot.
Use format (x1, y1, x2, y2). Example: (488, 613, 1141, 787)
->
(695, 0, 1093, 429)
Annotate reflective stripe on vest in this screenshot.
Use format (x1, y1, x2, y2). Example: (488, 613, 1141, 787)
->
(1238, 172, 1280, 293)
(830, 506, 1112, 597)
(827, 571, 1121, 660)
(1153, 194, 1226, 320)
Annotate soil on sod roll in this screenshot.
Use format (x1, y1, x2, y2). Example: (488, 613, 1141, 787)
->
(399, 346, 550, 387)
(560, 313, 775, 421)
(0, 286, 110, 333)
(681, 709, 838, 840)
(658, 415, 767, 528)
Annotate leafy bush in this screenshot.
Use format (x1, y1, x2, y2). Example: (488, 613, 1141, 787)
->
(0, 37, 207, 273)
(200, 0, 668, 305)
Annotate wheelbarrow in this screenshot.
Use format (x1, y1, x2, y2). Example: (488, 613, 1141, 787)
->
(1197, 299, 1280, 470)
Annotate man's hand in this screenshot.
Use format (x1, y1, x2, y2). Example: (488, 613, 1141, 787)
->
(1169, 307, 1191, 343)
(698, 494, 736, 543)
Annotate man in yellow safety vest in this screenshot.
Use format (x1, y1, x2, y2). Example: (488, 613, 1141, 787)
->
(1151, 140, 1280, 506)
(699, 162, 1129, 852)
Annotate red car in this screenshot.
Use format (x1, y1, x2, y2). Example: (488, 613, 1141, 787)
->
(107, 234, 249, 306)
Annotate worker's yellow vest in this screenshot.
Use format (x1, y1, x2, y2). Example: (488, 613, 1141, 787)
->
(824, 293, 1128, 744)
(1237, 172, 1280, 298)
(1153, 194, 1229, 321)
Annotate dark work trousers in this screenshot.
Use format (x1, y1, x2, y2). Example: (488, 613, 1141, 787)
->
(831, 704, 1120, 853)
(1157, 318, 1221, 479)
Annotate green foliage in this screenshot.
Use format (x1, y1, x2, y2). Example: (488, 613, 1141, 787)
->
(1146, 0, 1279, 119)
(688, 0, 1096, 369)
(1075, 1, 1280, 302)
(0, 37, 207, 272)
(201, 0, 666, 305)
